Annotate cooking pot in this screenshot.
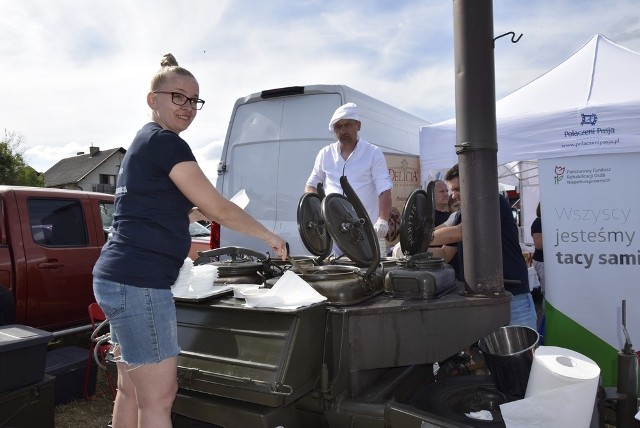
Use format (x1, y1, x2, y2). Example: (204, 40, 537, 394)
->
(265, 264, 382, 306)
(281, 176, 385, 305)
(385, 182, 458, 299)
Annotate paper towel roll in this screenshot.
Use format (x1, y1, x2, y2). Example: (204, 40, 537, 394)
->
(500, 346, 600, 427)
(525, 346, 600, 398)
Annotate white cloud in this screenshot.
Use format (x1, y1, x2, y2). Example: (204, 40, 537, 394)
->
(2, 0, 640, 180)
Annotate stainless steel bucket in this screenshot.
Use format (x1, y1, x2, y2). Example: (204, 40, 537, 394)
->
(478, 325, 540, 397)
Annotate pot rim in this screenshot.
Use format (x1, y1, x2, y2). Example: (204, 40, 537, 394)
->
(297, 264, 361, 279)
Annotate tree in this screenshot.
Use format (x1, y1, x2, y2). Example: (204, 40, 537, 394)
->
(0, 130, 44, 187)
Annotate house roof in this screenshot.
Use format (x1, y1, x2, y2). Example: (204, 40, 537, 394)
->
(44, 147, 126, 187)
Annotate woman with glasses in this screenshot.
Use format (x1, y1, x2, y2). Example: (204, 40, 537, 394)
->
(92, 53, 287, 428)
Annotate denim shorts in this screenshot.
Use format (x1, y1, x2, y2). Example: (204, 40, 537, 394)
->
(509, 292, 538, 331)
(93, 277, 180, 365)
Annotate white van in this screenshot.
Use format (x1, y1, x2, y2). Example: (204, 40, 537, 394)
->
(215, 84, 429, 255)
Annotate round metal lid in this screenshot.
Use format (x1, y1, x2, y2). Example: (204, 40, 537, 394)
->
(297, 192, 332, 258)
(321, 193, 378, 268)
(399, 181, 436, 256)
(212, 259, 264, 275)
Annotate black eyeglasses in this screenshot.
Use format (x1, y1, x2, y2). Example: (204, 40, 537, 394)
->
(153, 91, 205, 110)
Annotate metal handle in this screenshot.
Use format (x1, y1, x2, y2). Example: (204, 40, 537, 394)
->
(622, 299, 634, 354)
(286, 242, 310, 275)
(196, 246, 267, 261)
(38, 261, 63, 269)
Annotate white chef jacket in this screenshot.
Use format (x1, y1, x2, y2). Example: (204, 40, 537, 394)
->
(306, 138, 392, 223)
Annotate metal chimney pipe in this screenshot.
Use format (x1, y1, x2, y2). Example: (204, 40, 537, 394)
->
(452, 0, 504, 295)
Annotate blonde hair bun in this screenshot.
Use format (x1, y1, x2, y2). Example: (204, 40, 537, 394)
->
(160, 53, 179, 68)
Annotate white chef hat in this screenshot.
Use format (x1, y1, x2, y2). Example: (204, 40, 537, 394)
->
(328, 102, 359, 131)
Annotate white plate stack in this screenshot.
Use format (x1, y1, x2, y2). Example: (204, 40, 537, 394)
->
(172, 258, 194, 297)
(189, 264, 218, 293)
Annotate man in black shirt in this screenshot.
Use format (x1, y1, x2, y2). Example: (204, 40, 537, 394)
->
(430, 164, 537, 330)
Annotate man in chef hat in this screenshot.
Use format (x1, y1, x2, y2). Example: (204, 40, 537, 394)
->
(305, 102, 393, 255)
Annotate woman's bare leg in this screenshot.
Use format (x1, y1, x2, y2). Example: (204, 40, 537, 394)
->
(111, 356, 178, 428)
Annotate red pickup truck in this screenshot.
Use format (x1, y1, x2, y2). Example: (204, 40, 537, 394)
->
(0, 186, 115, 331)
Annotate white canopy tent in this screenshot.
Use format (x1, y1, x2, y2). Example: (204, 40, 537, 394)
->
(420, 33, 640, 242)
(419, 34, 640, 384)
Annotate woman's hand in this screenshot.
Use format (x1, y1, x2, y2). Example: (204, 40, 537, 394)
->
(266, 234, 288, 260)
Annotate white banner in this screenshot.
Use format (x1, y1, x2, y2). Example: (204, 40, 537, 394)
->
(540, 152, 640, 349)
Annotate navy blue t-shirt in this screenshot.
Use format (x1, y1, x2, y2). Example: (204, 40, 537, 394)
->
(454, 194, 529, 295)
(434, 210, 450, 227)
(530, 217, 544, 262)
(93, 122, 197, 289)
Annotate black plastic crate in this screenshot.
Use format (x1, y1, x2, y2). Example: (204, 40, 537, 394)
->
(0, 374, 54, 428)
(0, 324, 53, 393)
(45, 345, 97, 405)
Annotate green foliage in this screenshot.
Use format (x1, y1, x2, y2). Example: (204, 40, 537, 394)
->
(0, 129, 44, 187)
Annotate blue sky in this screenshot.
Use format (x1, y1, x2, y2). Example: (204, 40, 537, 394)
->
(2, 0, 640, 179)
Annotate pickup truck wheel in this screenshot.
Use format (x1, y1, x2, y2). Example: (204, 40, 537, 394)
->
(0, 286, 15, 326)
